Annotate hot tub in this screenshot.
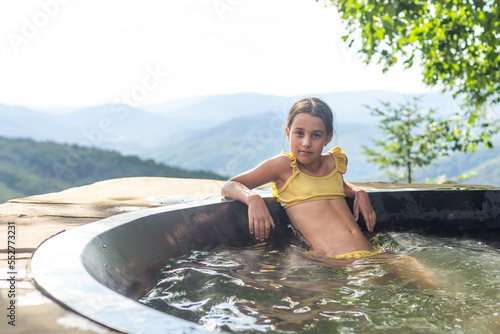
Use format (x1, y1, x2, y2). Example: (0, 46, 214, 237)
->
(31, 189, 500, 333)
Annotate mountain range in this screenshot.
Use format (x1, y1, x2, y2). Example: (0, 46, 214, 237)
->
(1, 90, 499, 187)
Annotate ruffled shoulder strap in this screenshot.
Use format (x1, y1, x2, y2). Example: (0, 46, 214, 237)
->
(281, 151, 299, 171)
(271, 182, 280, 201)
(272, 151, 298, 202)
(328, 146, 347, 174)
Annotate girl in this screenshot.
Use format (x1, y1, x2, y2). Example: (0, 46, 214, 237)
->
(222, 97, 377, 258)
(222, 97, 436, 288)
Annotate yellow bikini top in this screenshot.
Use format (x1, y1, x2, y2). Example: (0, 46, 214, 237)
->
(272, 146, 347, 209)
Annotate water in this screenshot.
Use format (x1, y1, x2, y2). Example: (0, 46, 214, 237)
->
(140, 233, 500, 333)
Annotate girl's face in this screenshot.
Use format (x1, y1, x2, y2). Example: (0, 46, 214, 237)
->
(286, 113, 332, 164)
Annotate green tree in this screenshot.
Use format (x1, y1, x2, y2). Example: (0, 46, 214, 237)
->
(321, 0, 499, 147)
(362, 98, 459, 183)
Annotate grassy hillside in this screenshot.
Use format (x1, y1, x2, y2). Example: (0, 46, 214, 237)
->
(465, 155, 500, 185)
(0, 137, 225, 203)
(414, 139, 500, 186)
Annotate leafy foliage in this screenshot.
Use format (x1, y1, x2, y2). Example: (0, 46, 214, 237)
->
(324, 0, 499, 106)
(322, 0, 500, 149)
(0, 137, 225, 203)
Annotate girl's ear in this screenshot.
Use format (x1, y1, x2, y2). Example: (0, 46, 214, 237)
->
(285, 127, 291, 141)
(324, 132, 333, 146)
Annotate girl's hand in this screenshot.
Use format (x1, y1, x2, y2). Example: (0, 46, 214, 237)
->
(247, 194, 275, 241)
(353, 190, 376, 232)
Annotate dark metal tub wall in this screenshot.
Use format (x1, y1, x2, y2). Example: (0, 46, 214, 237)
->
(31, 189, 500, 334)
(352, 189, 500, 241)
(81, 198, 292, 299)
(31, 197, 292, 334)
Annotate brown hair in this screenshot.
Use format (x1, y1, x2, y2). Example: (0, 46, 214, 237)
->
(286, 97, 334, 135)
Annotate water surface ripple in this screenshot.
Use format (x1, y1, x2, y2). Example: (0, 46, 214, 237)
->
(140, 233, 500, 333)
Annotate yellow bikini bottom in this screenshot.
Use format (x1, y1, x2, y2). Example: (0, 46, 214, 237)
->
(327, 235, 384, 260)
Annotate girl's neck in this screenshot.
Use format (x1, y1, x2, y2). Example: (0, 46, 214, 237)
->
(296, 154, 327, 176)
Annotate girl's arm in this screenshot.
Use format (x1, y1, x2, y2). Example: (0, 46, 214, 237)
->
(343, 180, 376, 232)
(222, 156, 285, 241)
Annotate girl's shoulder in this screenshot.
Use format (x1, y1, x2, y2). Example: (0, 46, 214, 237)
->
(266, 153, 294, 187)
(250, 154, 292, 173)
(258, 154, 294, 179)
(230, 154, 291, 189)
(266, 153, 294, 168)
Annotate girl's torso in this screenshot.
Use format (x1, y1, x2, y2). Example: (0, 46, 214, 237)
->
(286, 199, 374, 256)
(272, 148, 373, 256)
(273, 147, 346, 209)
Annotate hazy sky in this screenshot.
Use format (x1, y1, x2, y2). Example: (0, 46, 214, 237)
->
(1, 0, 434, 110)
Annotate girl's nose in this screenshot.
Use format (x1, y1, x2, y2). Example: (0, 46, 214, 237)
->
(303, 137, 311, 147)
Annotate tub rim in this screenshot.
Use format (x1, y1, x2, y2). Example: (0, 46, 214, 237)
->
(31, 198, 222, 334)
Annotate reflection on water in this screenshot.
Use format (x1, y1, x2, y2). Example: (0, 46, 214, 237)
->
(140, 233, 500, 333)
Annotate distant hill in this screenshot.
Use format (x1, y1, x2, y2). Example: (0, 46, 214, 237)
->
(466, 154, 500, 185)
(413, 138, 500, 185)
(150, 110, 382, 178)
(0, 137, 225, 203)
(151, 111, 285, 176)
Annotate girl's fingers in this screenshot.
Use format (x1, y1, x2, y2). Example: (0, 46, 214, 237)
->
(366, 212, 376, 232)
(260, 221, 267, 241)
(251, 218, 274, 241)
(254, 220, 261, 240)
(257, 221, 263, 240)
